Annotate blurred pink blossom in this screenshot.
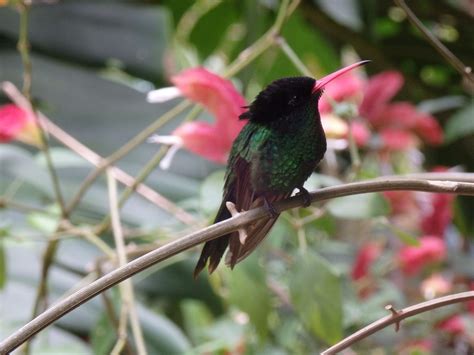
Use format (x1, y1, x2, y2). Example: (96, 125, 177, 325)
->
(0, 104, 41, 146)
(398, 236, 446, 276)
(319, 70, 365, 114)
(360, 71, 443, 150)
(436, 315, 465, 335)
(149, 67, 246, 166)
(351, 242, 382, 281)
(420, 273, 452, 299)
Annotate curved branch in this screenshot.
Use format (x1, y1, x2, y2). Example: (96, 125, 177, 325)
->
(322, 291, 474, 354)
(1, 177, 474, 353)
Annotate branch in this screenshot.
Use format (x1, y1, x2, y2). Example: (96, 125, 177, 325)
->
(394, 0, 474, 84)
(16, 3, 67, 218)
(1, 177, 474, 353)
(322, 291, 474, 354)
(107, 171, 147, 355)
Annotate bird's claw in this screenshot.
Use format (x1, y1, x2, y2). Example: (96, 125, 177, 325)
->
(263, 197, 279, 219)
(297, 186, 312, 207)
(226, 202, 249, 244)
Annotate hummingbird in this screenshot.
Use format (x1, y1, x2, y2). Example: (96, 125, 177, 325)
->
(194, 60, 370, 277)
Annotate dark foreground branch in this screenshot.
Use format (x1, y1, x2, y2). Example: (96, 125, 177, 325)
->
(1, 177, 474, 353)
(322, 291, 474, 354)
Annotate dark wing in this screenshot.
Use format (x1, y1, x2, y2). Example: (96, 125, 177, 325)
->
(193, 156, 253, 277)
(194, 123, 288, 276)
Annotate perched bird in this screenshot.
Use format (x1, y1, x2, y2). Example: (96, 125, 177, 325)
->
(194, 61, 370, 277)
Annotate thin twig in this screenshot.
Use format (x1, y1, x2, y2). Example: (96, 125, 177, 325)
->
(107, 171, 147, 355)
(96, 146, 171, 234)
(16, 4, 67, 217)
(65, 99, 191, 216)
(322, 291, 474, 354)
(1, 177, 474, 353)
(223, 0, 297, 78)
(1, 81, 197, 226)
(275, 36, 313, 77)
(394, 0, 473, 84)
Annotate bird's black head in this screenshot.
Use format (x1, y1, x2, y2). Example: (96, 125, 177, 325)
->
(239, 60, 371, 124)
(239, 76, 318, 123)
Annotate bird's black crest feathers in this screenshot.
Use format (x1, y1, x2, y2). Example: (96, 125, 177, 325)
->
(239, 76, 316, 123)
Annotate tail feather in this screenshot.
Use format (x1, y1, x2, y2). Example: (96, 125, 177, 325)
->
(193, 198, 234, 278)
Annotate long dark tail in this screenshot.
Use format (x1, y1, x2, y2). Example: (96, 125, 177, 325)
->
(193, 199, 233, 278)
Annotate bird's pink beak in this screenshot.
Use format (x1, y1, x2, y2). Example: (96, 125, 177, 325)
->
(312, 60, 371, 92)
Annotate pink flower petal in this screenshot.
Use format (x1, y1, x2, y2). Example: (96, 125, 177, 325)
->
(414, 114, 443, 145)
(351, 242, 382, 281)
(319, 71, 365, 114)
(173, 121, 229, 164)
(0, 104, 40, 146)
(171, 67, 246, 142)
(377, 102, 420, 129)
(436, 315, 465, 335)
(379, 128, 418, 151)
(420, 193, 454, 237)
(0, 104, 29, 142)
(350, 121, 371, 146)
(169, 68, 247, 163)
(398, 236, 446, 276)
(359, 71, 404, 123)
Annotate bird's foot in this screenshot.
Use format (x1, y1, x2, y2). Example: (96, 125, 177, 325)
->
(263, 197, 279, 219)
(297, 186, 312, 207)
(226, 202, 249, 245)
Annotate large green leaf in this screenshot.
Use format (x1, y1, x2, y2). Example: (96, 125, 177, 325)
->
(228, 254, 272, 340)
(444, 102, 474, 143)
(289, 251, 343, 344)
(327, 193, 389, 220)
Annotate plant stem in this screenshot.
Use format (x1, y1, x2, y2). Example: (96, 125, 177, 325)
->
(276, 36, 313, 77)
(394, 0, 473, 84)
(17, 3, 67, 217)
(107, 172, 147, 355)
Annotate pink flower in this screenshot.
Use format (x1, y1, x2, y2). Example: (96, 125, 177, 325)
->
(351, 242, 382, 281)
(359, 71, 443, 150)
(420, 273, 452, 299)
(379, 128, 418, 151)
(398, 236, 446, 276)
(436, 315, 465, 335)
(0, 104, 41, 146)
(149, 68, 246, 166)
(351, 121, 371, 146)
(359, 71, 403, 123)
(319, 70, 365, 114)
(420, 193, 454, 237)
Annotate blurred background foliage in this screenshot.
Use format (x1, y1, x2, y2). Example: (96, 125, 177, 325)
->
(0, 0, 473, 354)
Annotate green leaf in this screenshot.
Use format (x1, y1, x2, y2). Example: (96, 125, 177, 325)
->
(289, 252, 343, 344)
(327, 193, 389, 220)
(444, 103, 474, 143)
(91, 313, 115, 355)
(200, 170, 225, 215)
(228, 255, 271, 340)
(27, 206, 61, 234)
